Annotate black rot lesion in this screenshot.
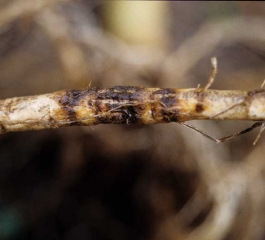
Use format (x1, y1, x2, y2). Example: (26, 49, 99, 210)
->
(195, 103, 204, 113)
(93, 86, 148, 124)
(58, 89, 87, 125)
(151, 89, 180, 122)
(59, 89, 88, 107)
(192, 89, 206, 113)
(97, 86, 146, 102)
(152, 88, 177, 108)
(96, 102, 145, 125)
(121, 105, 140, 124)
(96, 113, 126, 124)
(160, 108, 179, 122)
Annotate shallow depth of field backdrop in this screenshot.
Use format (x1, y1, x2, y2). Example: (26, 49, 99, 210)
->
(1, 1, 265, 240)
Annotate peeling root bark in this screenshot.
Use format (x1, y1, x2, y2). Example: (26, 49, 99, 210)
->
(0, 86, 265, 134)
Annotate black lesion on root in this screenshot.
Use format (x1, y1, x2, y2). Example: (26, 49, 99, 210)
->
(94, 86, 147, 124)
(58, 89, 87, 125)
(97, 86, 146, 101)
(97, 114, 127, 124)
(160, 109, 179, 122)
(195, 103, 204, 113)
(152, 89, 179, 122)
(192, 89, 206, 114)
(97, 105, 144, 124)
(153, 88, 177, 108)
(121, 105, 140, 124)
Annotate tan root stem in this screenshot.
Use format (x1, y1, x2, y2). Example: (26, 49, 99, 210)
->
(0, 87, 265, 137)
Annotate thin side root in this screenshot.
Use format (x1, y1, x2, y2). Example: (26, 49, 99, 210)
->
(180, 121, 265, 144)
(253, 122, 265, 145)
(218, 122, 263, 143)
(204, 57, 217, 90)
(179, 122, 221, 143)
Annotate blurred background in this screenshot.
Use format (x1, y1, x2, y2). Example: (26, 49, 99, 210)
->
(1, 1, 265, 239)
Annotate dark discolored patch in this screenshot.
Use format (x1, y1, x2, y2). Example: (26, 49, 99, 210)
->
(160, 109, 179, 122)
(97, 114, 125, 124)
(122, 106, 139, 124)
(154, 88, 176, 95)
(59, 89, 87, 107)
(94, 100, 101, 119)
(193, 89, 206, 114)
(195, 103, 204, 113)
(96, 101, 146, 125)
(97, 104, 142, 125)
(87, 100, 93, 107)
(153, 88, 177, 108)
(58, 89, 87, 125)
(130, 90, 146, 101)
(97, 86, 146, 102)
